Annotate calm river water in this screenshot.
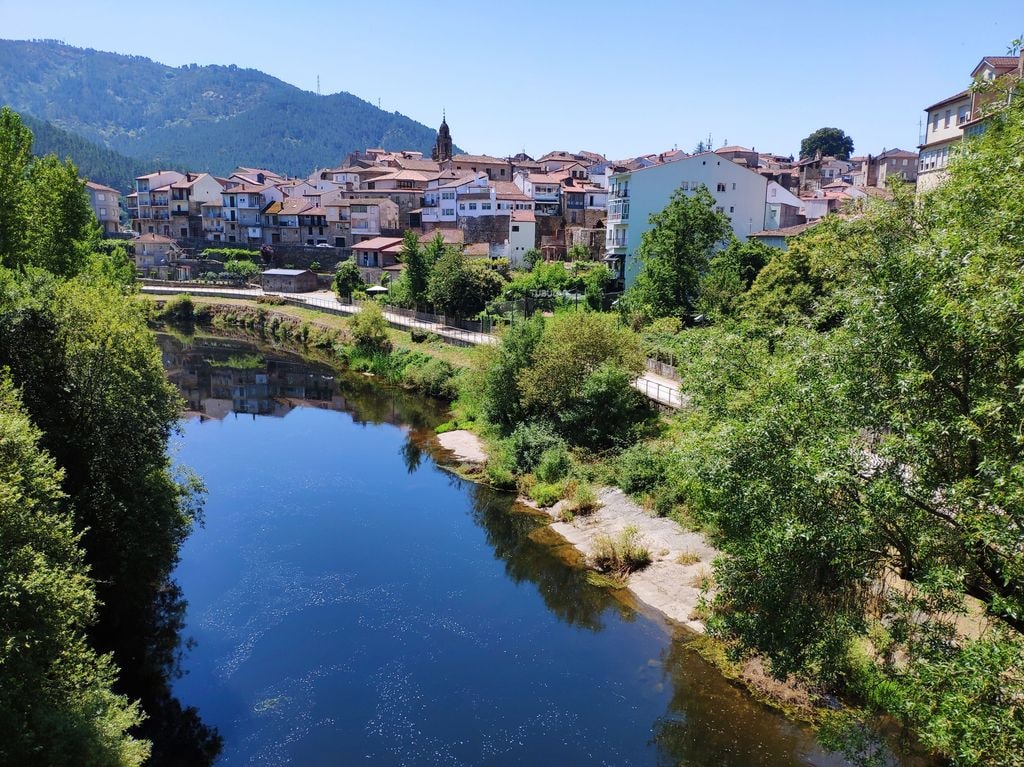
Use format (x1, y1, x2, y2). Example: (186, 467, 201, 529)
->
(159, 330, 852, 766)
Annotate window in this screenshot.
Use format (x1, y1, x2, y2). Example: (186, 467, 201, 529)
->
(716, 182, 726, 192)
(731, 183, 736, 190)
(441, 191, 455, 199)
(482, 203, 491, 210)
(933, 112, 940, 130)
(681, 181, 690, 191)
(769, 187, 776, 198)
(443, 208, 454, 216)
(459, 203, 465, 211)
(468, 203, 477, 210)
(715, 206, 724, 213)
(944, 109, 951, 128)
(97, 193, 105, 201)
(308, 227, 313, 235)
(100, 208, 107, 216)
(512, 225, 520, 232)
(729, 206, 734, 213)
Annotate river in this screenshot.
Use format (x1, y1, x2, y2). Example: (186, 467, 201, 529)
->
(157, 329, 852, 766)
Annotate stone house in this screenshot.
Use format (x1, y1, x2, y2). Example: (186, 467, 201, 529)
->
(261, 268, 318, 293)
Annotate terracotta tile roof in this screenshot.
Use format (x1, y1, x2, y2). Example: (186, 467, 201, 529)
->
(749, 222, 815, 238)
(451, 153, 507, 164)
(716, 145, 753, 153)
(418, 229, 464, 245)
(924, 89, 970, 112)
(352, 236, 404, 251)
(527, 173, 562, 184)
(463, 243, 491, 257)
(135, 233, 177, 244)
(224, 183, 270, 194)
(85, 180, 120, 193)
(511, 209, 536, 223)
(390, 157, 441, 172)
(495, 181, 530, 200)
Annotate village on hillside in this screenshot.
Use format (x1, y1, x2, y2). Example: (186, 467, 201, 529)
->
(84, 51, 1024, 291)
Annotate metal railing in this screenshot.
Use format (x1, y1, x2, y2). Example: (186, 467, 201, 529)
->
(140, 283, 682, 407)
(632, 377, 683, 408)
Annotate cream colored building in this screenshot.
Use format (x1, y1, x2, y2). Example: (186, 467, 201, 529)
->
(918, 53, 1024, 193)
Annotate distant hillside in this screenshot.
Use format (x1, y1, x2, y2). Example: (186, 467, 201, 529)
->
(0, 39, 448, 177)
(21, 113, 154, 191)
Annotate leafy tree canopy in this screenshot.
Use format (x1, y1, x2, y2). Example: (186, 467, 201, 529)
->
(799, 126, 854, 160)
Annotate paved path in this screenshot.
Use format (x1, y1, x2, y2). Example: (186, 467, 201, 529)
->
(141, 284, 682, 408)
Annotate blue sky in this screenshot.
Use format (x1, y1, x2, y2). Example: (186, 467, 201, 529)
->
(2, 0, 1021, 160)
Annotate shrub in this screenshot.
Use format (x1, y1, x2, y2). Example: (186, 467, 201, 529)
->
(333, 260, 364, 298)
(507, 422, 565, 473)
(617, 443, 670, 496)
(570, 483, 599, 515)
(223, 259, 261, 281)
(349, 302, 391, 351)
(535, 444, 571, 483)
(590, 525, 651, 579)
(162, 293, 194, 320)
(485, 462, 516, 490)
(530, 482, 563, 507)
(402, 357, 456, 398)
(256, 294, 286, 305)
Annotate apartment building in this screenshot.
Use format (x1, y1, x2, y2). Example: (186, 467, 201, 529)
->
(84, 181, 121, 235)
(918, 52, 1024, 192)
(133, 170, 184, 236)
(606, 153, 779, 288)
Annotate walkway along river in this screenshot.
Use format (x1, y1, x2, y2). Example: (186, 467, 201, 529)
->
(157, 328, 860, 766)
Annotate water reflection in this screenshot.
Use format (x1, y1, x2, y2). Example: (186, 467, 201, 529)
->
(156, 329, 865, 766)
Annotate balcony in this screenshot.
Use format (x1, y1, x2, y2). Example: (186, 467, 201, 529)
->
(607, 201, 629, 222)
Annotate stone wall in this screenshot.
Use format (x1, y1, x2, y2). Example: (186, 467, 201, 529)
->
(460, 215, 511, 245)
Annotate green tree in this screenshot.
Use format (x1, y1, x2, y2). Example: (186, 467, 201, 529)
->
(697, 236, 778, 321)
(799, 126, 854, 160)
(659, 95, 1024, 766)
(333, 260, 364, 298)
(222, 259, 260, 282)
(0, 107, 33, 263)
(0, 374, 149, 766)
(349, 301, 391, 351)
(523, 247, 541, 269)
(426, 246, 465, 315)
(399, 229, 430, 308)
(626, 186, 731, 319)
(566, 243, 590, 261)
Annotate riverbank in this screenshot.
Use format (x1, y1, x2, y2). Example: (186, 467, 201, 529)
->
(433, 428, 825, 719)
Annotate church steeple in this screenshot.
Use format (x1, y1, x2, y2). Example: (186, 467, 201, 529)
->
(432, 111, 453, 163)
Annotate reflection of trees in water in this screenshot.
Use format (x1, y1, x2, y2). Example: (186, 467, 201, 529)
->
(98, 579, 222, 765)
(465, 480, 633, 632)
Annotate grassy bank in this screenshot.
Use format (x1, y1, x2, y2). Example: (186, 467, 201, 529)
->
(144, 294, 469, 399)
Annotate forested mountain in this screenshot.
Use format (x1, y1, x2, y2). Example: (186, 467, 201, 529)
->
(0, 39, 447, 177)
(22, 114, 154, 191)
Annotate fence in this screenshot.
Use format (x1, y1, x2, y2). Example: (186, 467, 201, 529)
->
(645, 357, 680, 381)
(632, 377, 683, 409)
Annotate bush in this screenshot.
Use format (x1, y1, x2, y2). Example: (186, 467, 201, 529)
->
(256, 294, 286, 306)
(535, 444, 571, 483)
(222, 259, 261, 281)
(333, 260, 364, 298)
(507, 422, 565, 473)
(402, 357, 456, 398)
(161, 293, 194, 320)
(530, 482, 563, 507)
(617, 443, 670, 496)
(590, 525, 651, 578)
(349, 302, 391, 351)
(570, 483, 600, 515)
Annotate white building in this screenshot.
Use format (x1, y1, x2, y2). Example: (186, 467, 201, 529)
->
(606, 152, 778, 288)
(508, 209, 537, 267)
